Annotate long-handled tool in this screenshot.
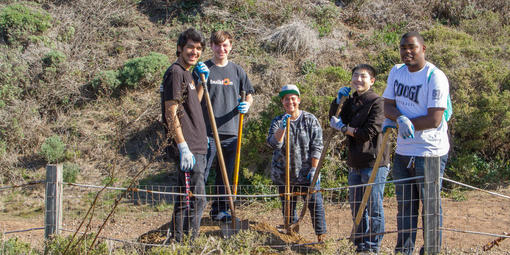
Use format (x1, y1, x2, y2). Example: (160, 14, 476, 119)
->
(289, 96, 347, 232)
(284, 116, 292, 233)
(232, 91, 246, 197)
(200, 74, 240, 237)
(349, 128, 392, 241)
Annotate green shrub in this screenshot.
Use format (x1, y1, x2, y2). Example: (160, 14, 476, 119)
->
(311, 5, 336, 37)
(0, 47, 27, 107)
(118, 52, 170, 89)
(0, 139, 6, 158)
(0, 3, 52, 45)
(0, 236, 34, 255)
(242, 96, 282, 172)
(300, 66, 351, 124)
(300, 60, 316, 75)
(40, 135, 66, 163)
(447, 153, 510, 186)
(45, 234, 108, 255)
(57, 25, 75, 42)
(91, 70, 121, 94)
(63, 162, 80, 183)
(42, 50, 66, 68)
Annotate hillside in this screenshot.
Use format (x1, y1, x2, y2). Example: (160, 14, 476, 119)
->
(1, 0, 509, 190)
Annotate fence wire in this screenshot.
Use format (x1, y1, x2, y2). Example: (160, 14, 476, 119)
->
(2, 178, 510, 253)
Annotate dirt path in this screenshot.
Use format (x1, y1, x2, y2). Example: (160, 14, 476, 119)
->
(1, 186, 510, 254)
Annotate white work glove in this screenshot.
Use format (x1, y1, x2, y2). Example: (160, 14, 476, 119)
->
(177, 142, 195, 172)
(397, 115, 415, 139)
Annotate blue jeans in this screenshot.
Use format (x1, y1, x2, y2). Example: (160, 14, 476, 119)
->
(393, 154, 448, 255)
(348, 166, 389, 252)
(204, 135, 237, 215)
(278, 185, 327, 235)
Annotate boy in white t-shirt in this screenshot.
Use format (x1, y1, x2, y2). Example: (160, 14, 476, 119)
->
(382, 31, 451, 255)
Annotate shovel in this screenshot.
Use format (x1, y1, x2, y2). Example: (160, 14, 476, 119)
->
(284, 116, 292, 233)
(200, 74, 240, 237)
(232, 91, 247, 197)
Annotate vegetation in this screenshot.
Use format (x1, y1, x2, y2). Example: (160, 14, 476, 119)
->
(0, 0, 509, 252)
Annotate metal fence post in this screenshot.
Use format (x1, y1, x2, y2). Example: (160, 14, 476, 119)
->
(45, 164, 63, 239)
(423, 157, 441, 254)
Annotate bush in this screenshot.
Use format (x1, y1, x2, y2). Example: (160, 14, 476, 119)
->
(0, 3, 52, 45)
(300, 66, 351, 124)
(63, 162, 80, 183)
(262, 21, 318, 57)
(447, 153, 510, 186)
(0, 236, 34, 255)
(311, 4, 337, 37)
(42, 50, 66, 68)
(40, 135, 66, 163)
(118, 52, 170, 89)
(0, 47, 27, 107)
(45, 234, 108, 255)
(90, 70, 121, 95)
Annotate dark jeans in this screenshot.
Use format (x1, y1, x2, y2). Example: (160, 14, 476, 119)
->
(204, 135, 237, 215)
(171, 154, 207, 242)
(393, 154, 448, 255)
(348, 165, 389, 252)
(277, 185, 327, 235)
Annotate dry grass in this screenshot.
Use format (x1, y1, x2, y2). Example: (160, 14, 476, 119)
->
(262, 21, 318, 58)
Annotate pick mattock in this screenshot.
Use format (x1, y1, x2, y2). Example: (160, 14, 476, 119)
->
(284, 116, 291, 233)
(349, 127, 392, 242)
(200, 74, 240, 236)
(232, 91, 246, 197)
(289, 96, 347, 234)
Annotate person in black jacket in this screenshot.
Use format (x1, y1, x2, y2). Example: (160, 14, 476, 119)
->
(329, 64, 390, 253)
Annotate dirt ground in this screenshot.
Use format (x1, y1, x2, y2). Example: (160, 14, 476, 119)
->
(1, 185, 510, 254)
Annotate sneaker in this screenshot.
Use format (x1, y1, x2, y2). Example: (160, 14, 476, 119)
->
(212, 211, 232, 222)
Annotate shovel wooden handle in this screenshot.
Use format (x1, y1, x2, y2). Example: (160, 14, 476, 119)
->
(200, 74, 237, 227)
(285, 117, 291, 232)
(233, 91, 246, 196)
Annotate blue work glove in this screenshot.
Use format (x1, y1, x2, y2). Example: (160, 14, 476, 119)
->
(397, 115, 415, 139)
(177, 142, 195, 172)
(382, 118, 397, 133)
(195, 62, 209, 81)
(238, 101, 250, 114)
(336, 87, 351, 104)
(278, 114, 292, 129)
(329, 116, 345, 131)
(307, 167, 320, 187)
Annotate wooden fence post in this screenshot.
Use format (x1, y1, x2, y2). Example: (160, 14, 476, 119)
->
(423, 157, 441, 254)
(45, 164, 63, 239)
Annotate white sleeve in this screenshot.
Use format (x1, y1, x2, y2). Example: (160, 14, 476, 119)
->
(382, 66, 397, 100)
(427, 69, 449, 109)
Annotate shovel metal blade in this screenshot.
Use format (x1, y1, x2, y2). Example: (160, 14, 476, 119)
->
(219, 218, 246, 238)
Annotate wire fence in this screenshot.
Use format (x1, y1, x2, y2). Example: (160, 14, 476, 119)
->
(1, 175, 510, 253)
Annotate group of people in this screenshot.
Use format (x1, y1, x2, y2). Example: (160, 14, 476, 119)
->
(161, 27, 451, 255)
